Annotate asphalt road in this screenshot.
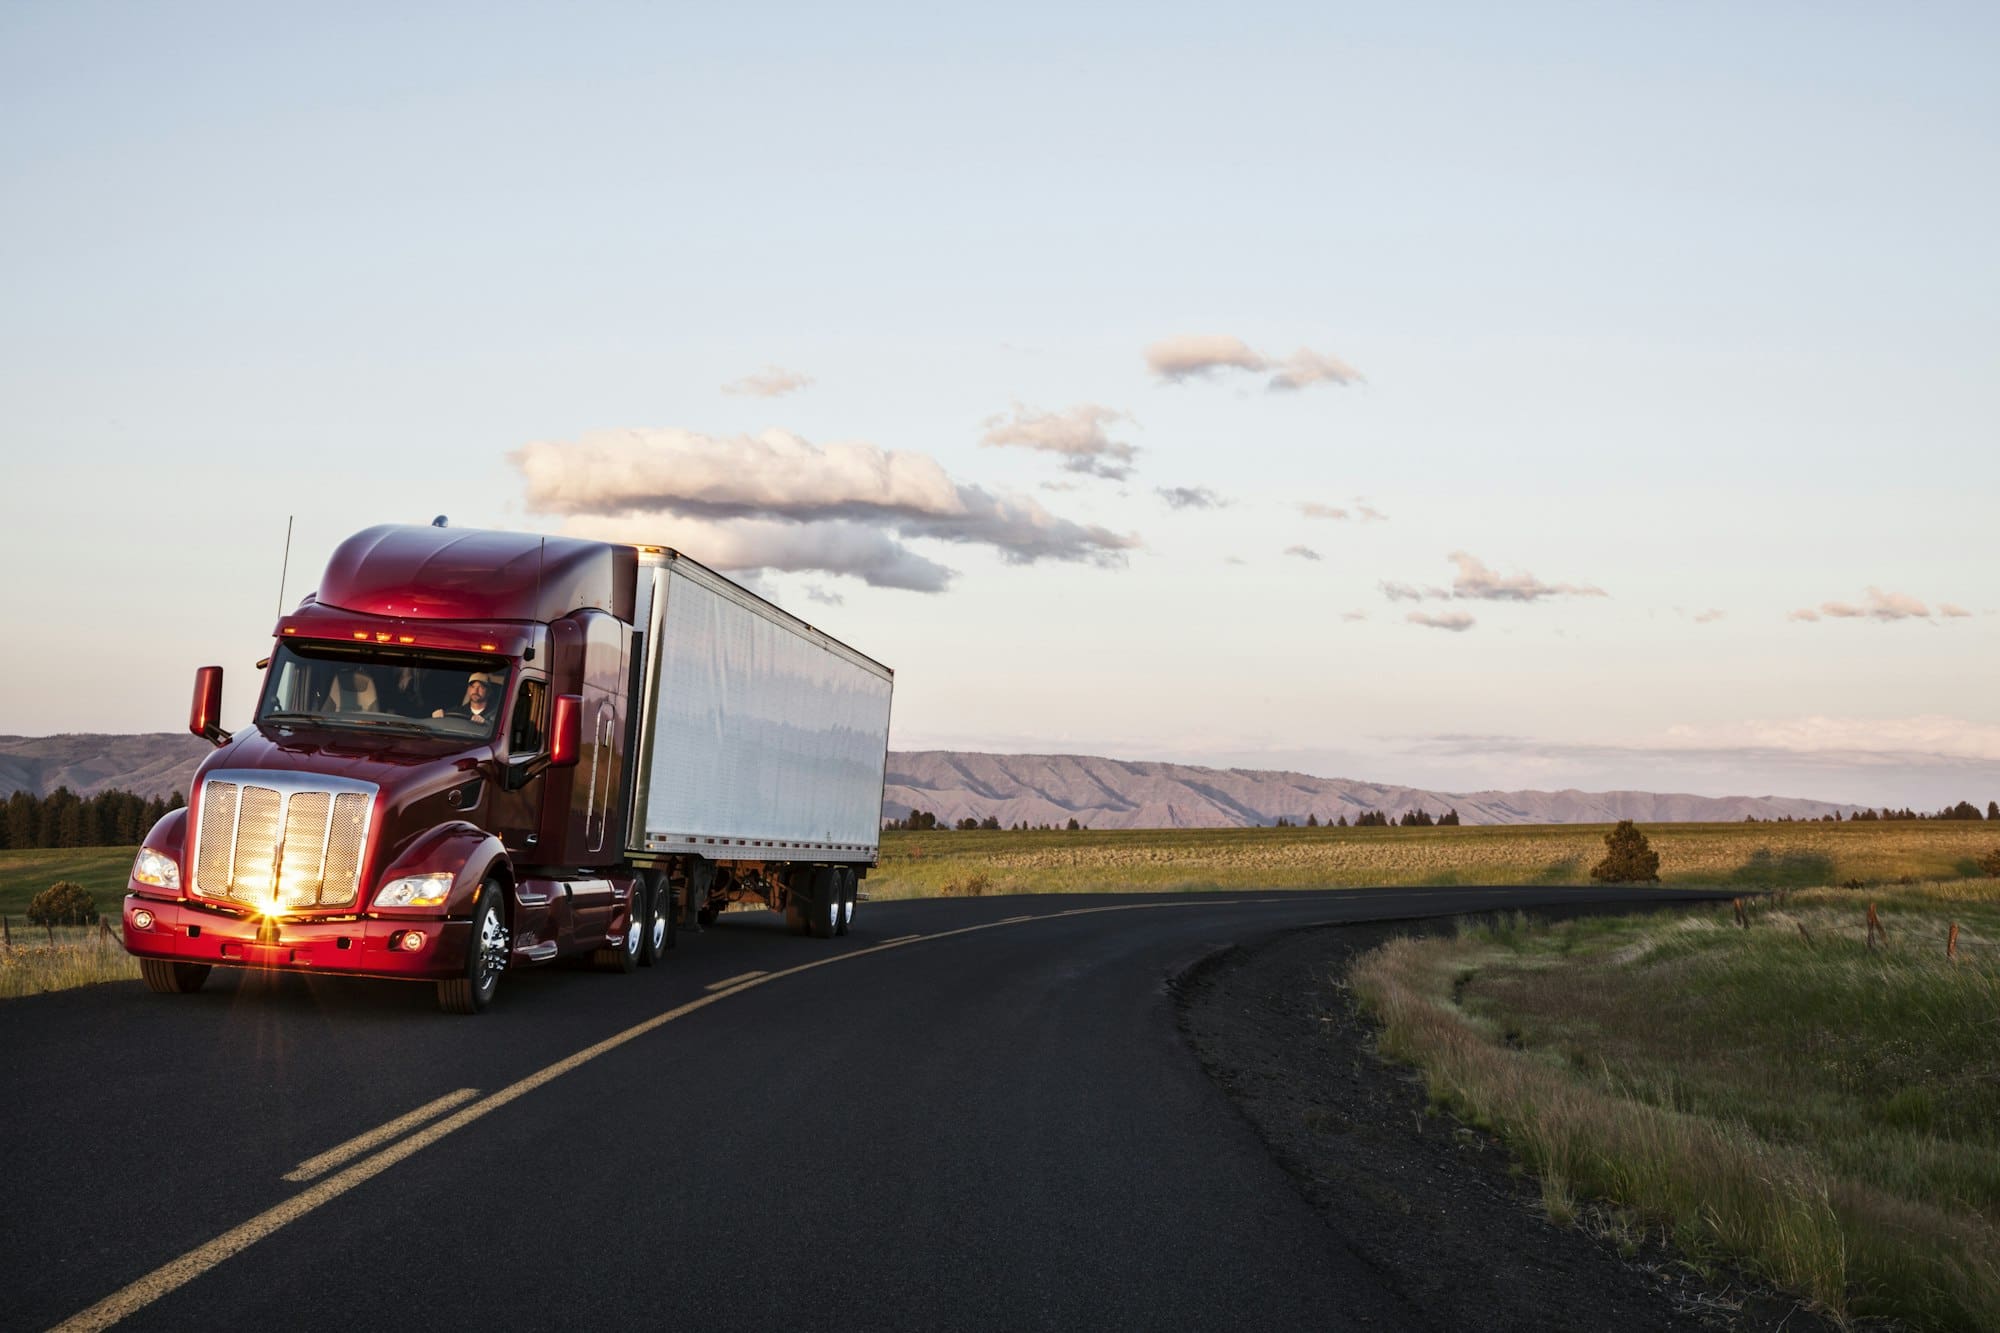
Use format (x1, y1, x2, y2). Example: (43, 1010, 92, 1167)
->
(1, 885, 1721, 1332)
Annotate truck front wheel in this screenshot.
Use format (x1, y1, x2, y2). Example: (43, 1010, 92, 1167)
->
(438, 882, 507, 1015)
(139, 958, 212, 994)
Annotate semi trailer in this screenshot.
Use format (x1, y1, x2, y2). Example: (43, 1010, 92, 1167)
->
(121, 522, 895, 1013)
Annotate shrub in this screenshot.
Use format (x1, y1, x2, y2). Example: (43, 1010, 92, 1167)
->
(28, 880, 100, 926)
(1978, 848, 2000, 878)
(1589, 821, 1660, 883)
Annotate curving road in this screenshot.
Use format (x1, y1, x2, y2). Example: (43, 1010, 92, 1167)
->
(1, 885, 1719, 1332)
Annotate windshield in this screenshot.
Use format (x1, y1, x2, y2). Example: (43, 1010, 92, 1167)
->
(257, 641, 511, 741)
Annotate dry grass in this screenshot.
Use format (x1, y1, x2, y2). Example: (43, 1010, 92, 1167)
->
(1350, 883, 2000, 1327)
(0, 921, 140, 999)
(869, 822, 2000, 899)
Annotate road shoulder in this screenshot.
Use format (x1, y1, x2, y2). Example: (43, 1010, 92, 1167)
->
(1172, 914, 1833, 1333)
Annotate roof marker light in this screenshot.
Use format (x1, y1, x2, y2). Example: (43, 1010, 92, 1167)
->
(283, 627, 297, 636)
(480, 642, 498, 652)
(352, 631, 370, 641)
(375, 632, 392, 642)
(398, 635, 415, 644)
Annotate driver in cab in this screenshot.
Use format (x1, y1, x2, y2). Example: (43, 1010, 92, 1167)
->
(434, 672, 502, 727)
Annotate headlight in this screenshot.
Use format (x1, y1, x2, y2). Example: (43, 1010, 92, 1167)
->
(375, 872, 455, 908)
(132, 847, 180, 890)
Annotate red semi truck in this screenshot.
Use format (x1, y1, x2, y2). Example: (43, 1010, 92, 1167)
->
(122, 522, 895, 1013)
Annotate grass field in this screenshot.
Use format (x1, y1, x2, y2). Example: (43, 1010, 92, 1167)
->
(0, 845, 139, 920)
(1351, 883, 2000, 1327)
(868, 820, 2000, 898)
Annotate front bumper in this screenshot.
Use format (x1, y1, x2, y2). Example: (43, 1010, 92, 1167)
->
(123, 895, 471, 982)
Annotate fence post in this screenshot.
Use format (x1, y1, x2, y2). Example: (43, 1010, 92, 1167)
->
(1866, 901, 1883, 951)
(1, 914, 9, 949)
(1947, 921, 1959, 963)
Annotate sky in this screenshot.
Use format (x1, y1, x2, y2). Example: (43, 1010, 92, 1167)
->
(3, 2, 1997, 808)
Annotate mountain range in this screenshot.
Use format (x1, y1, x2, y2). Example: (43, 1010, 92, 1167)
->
(0, 733, 1855, 827)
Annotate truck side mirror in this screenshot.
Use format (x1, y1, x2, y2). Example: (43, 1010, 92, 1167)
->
(550, 693, 582, 768)
(190, 665, 232, 747)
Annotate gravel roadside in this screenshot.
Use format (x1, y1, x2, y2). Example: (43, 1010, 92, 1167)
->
(1173, 913, 1837, 1332)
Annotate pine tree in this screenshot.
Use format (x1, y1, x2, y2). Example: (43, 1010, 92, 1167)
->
(1590, 820, 1660, 883)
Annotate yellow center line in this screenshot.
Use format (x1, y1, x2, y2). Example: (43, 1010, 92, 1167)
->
(281, 1088, 480, 1183)
(703, 970, 768, 992)
(50, 895, 1254, 1332)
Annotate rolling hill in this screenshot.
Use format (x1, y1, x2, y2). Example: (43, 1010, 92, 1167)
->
(0, 734, 1858, 827)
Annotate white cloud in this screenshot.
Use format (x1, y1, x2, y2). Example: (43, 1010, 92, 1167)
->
(721, 365, 814, 398)
(1407, 610, 1475, 632)
(1660, 715, 2000, 761)
(803, 583, 845, 607)
(1284, 545, 1322, 561)
(1158, 486, 1227, 510)
(513, 428, 1138, 592)
(1941, 602, 1972, 618)
(1381, 553, 1603, 605)
(1144, 332, 1363, 392)
(1144, 334, 1268, 381)
(1787, 608, 1821, 623)
(1266, 347, 1365, 392)
(562, 513, 955, 592)
(1799, 587, 1940, 623)
(981, 402, 1136, 478)
(1299, 502, 1349, 520)
(1355, 502, 1388, 522)
(1447, 551, 1606, 602)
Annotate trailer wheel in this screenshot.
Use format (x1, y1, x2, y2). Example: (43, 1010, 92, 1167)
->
(139, 958, 212, 994)
(807, 867, 841, 939)
(640, 873, 674, 967)
(595, 884, 644, 973)
(438, 882, 507, 1015)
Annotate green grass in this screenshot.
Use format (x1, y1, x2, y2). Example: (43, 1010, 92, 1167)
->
(1350, 883, 2000, 1326)
(0, 921, 139, 998)
(0, 845, 137, 920)
(869, 821, 2000, 898)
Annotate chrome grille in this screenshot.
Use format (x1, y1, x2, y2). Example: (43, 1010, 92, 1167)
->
(192, 772, 377, 912)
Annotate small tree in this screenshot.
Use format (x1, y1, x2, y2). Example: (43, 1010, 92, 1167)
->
(28, 880, 99, 926)
(1590, 821, 1660, 883)
(1978, 848, 2000, 878)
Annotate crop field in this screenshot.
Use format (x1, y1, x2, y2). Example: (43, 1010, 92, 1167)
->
(868, 821, 2000, 898)
(1351, 882, 2000, 1326)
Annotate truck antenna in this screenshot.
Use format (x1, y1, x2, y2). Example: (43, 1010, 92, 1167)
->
(276, 516, 295, 615)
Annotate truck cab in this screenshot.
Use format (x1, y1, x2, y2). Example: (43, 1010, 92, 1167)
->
(123, 524, 659, 1012)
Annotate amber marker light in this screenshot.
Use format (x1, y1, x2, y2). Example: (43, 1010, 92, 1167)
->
(352, 631, 369, 640)
(398, 634, 415, 644)
(479, 642, 498, 651)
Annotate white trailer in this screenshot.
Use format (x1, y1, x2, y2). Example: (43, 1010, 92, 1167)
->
(624, 548, 894, 938)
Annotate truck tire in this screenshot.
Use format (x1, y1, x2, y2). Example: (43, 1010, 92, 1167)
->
(438, 882, 507, 1015)
(807, 867, 840, 939)
(836, 868, 856, 937)
(640, 873, 674, 967)
(595, 884, 644, 973)
(139, 958, 212, 994)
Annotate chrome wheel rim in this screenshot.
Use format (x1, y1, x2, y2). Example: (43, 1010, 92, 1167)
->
(475, 904, 509, 992)
(650, 906, 667, 954)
